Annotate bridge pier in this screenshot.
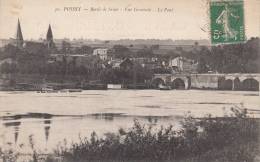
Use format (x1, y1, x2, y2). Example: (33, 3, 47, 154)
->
(232, 80, 235, 90)
(184, 79, 189, 89)
(225, 76, 236, 90)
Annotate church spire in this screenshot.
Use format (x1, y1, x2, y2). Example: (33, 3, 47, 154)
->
(46, 24, 54, 49)
(46, 24, 53, 41)
(16, 19, 24, 48)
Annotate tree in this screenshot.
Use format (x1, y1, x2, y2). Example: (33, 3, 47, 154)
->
(112, 45, 131, 58)
(197, 57, 209, 73)
(13, 42, 49, 74)
(151, 44, 159, 50)
(99, 68, 118, 84)
(61, 41, 72, 54)
(207, 37, 260, 73)
(0, 62, 17, 73)
(0, 44, 21, 60)
(81, 45, 93, 54)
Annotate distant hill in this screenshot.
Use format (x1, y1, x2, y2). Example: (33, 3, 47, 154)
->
(52, 38, 210, 48)
(84, 39, 210, 46)
(173, 39, 210, 46)
(0, 38, 210, 49)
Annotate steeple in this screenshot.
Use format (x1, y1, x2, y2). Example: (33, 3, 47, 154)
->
(16, 19, 24, 48)
(46, 24, 54, 49)
(46, 24, 53, 41)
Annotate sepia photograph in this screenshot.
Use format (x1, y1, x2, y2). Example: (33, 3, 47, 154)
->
(0, 0, 259, 161)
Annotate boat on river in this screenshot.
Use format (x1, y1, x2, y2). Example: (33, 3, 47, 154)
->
(59, 89, 82, 93)
(38, 86, 57, 93)
(107, 84, 123, 90)
(158, 84, 171, 90)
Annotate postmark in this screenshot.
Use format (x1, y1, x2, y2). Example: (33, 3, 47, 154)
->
(210, 0, 245, 44)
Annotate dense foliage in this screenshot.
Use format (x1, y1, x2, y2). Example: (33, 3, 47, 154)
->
(198, 37, 260, 73)
(46, 108, 259, 162)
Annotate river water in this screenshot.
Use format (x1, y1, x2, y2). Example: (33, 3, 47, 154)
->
(0, 90, 259, 153)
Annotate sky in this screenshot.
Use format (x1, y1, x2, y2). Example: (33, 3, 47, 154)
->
(0, 0, 259, 40)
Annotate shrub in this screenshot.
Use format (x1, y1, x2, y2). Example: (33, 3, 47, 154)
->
(52, 107, 259, 162)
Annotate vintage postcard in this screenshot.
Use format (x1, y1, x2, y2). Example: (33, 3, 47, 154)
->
(0, 0, 259, 162)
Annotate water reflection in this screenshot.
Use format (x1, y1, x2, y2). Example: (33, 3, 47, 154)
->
(3, 121, 21, 127)
(3, 121, 21, 144)
(2, 112, 52, 120)
(44, 120, 51, 124)
(44, 120, 52, 143)
(14, 128, 19, 144)
(90, 113, 124, 121)
(147, 116, 158, 124)
(2, 113, 54, 146)
(1, 112, 177, 149)
(44, 126, 51, 142)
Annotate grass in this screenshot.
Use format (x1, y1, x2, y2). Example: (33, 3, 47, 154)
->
(1, 107, 259, 162)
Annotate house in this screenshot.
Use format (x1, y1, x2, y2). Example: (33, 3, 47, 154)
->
(110, 59, 122, 69)
(130, 57, 159, 69)
(108, 58, 133, 70)
(93, 48, 108, 61)
(169, 56, 198, 73)
(120, 58, 133, 70)
(0, 58, 16, 65)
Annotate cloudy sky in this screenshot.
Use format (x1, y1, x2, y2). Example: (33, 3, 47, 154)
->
(0, 0, 259, 40)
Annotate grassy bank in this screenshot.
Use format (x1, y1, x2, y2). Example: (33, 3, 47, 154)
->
(1, 108, 259, 162)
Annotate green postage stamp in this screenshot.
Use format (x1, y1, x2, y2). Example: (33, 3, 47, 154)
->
(210, 0, 245, 44)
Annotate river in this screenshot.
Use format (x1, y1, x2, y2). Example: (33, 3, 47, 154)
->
(0, 90, 259, 153)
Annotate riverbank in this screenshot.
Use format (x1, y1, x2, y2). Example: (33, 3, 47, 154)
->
(1, 108, 259, 162)
(1, 73, 259, 91)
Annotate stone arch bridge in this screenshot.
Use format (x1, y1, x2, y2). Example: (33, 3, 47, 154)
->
(152, 73, 260, 91)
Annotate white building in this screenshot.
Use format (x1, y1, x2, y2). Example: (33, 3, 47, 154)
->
(93, 48, 108, 61)
(169, 57, 183, 71)
(169, 56, 198, 73)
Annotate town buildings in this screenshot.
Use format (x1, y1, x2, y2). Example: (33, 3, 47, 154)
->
(0, 19, 202, 75)
(0, 18, 202, 90)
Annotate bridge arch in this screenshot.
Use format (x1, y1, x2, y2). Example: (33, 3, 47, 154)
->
(218, 77, 225, 90)
(171, 78, 185, 89)
(224, 79, 233, 90)
(151, 78, 165, 88)
(218, 77, 233, 90)
(241, 78, 259, 91)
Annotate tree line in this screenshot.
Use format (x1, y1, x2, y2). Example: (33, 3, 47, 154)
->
(0, 37, 259, 84)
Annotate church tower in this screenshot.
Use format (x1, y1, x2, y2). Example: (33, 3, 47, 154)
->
(46, 24, 54, 49)
(16, 19, 24, 48)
